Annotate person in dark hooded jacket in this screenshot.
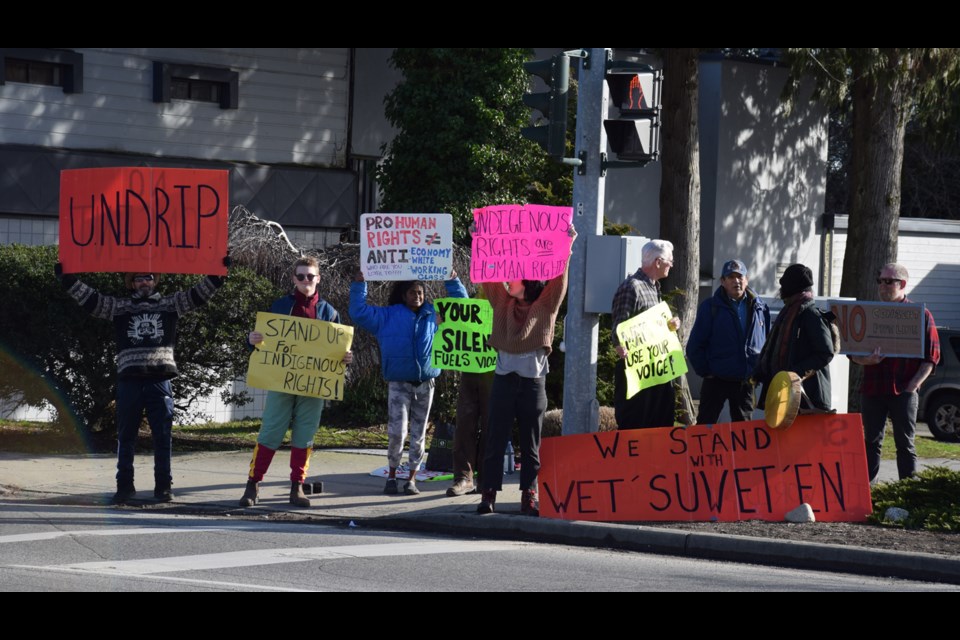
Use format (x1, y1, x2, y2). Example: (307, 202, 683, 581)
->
(755, 263, 835, 413)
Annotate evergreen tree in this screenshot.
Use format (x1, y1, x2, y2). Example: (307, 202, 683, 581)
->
(378, 48, 546, 244)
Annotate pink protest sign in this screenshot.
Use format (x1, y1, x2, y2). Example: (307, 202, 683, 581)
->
(470, 204, 574, 283)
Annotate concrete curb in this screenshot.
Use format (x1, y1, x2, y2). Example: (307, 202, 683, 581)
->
(376, 512, 960, 585)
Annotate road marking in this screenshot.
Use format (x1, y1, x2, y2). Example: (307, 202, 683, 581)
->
(8, 565, 313, 592)
(0, 515, 362, 544)
(0, 527, 228, 545)
(12, 540, 516, 575)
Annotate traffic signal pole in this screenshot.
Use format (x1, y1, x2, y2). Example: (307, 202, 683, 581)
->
(561, 48, 610, 435)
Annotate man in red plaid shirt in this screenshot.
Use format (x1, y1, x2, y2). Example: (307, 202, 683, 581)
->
(851, 263, 940, 484)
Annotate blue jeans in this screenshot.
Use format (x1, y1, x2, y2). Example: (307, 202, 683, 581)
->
(116, 378, 174, 488)
(862, 392, 918, 483)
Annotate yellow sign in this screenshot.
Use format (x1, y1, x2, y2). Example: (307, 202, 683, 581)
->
(246, 312, 353, 400)
(616, 301, 688, 399)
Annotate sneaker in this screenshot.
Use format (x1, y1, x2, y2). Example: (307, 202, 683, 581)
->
(446, 479, 474, 497)
(113, 484, 136, 505)
(384, 478, 399, 495)
(520, 489, 539, 517)
(154, 486, 174, 503)
(403, 480, 421, 495)
(477, 489, 497, 514)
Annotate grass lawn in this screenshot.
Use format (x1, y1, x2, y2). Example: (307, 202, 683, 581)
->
(174, 419, 391, 450)
(0, 417, 393, 453)
(881, 425, 960, 460)
(2, 418, 958, 458)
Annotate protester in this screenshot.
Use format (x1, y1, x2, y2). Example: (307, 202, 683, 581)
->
(55, 258, 229, 503)
(687, 259, 769, 423)
(350, 269, 466, 496)
(756, 263, 835, 414)
(447, 286, 494, 497)
(851, 263, 940, 483)
(240, 256, 353, 508)
(477, 227, 576, 516)
(610, 239, 681, 430)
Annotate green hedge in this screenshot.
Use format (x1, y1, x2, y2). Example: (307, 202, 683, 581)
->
(0, 244, 280, 434)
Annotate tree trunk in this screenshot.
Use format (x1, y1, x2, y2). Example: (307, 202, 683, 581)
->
(839, 51, 911, 302)
(658, 48, 701, 345)
(840, 50, 912, 410)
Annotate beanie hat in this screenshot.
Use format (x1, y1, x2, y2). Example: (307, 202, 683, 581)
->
(779, 264, 813, 298)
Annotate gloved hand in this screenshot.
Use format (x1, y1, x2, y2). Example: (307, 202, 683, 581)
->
(54, 262, 77, 287)
(223, 254, 232, 269)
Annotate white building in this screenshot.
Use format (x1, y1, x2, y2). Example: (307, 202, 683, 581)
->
(3, 48, 957, 422)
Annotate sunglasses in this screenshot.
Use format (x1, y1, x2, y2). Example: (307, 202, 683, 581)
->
(876, 278, 902, 285)
(295, 273, 318, 282)
(133, 275, 155, 283)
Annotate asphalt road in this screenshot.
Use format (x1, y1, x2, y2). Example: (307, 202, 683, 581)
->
(2, 503, 956, 592)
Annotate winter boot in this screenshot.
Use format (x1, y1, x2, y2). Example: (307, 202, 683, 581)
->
(477, 489, 497, 514)
(290, 482, 311, 508)
(113, 483, 136, 505)
(239, 479, 259, 507)
(154, 483, 174, 503)
(520, 489, 540, 517)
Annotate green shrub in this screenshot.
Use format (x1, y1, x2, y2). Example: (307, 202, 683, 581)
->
(869, 466, 960, 532)
(0, 244, 280, 435)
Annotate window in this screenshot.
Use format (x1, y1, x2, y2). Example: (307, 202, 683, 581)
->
(170, 77, 222, 104)
(0, 48, 83, 93)
(153, 61, 238, 109)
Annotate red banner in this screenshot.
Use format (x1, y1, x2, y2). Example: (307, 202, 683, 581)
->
(539, 415, 872, 522)
(59, 167, 229, 275)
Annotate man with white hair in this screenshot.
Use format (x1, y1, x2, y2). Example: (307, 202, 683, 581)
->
(851, 262, 940, 483)
(610, 239, 680, 429)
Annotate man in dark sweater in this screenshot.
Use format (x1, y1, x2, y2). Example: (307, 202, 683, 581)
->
(56, 259, 229, 503)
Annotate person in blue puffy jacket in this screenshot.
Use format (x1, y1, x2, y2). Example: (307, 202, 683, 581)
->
(687, 259, 770, 424)
(350, 269, 467, 496)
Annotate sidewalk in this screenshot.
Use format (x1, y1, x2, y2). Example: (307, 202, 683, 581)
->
(2, 447, 959, 585)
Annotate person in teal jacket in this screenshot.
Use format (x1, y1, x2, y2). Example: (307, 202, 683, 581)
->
(350, 269, 466, 495)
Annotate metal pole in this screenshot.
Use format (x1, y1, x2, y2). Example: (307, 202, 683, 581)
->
(562, 48, 609, 435)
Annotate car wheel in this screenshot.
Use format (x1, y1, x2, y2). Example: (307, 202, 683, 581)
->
(927, 393, 960, 442)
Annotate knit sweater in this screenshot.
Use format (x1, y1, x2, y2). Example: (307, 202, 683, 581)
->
(65, 276, 224, 378)
(486, 266, 569, 356)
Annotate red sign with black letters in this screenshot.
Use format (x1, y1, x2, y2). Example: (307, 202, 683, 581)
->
(539, 415, 872, 522)
(59, 167, 229, 275)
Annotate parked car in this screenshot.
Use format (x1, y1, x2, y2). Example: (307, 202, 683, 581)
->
(918, 328, 960, 442)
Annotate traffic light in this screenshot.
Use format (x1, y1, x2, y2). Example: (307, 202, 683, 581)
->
(604, 63, 662, 164)
(521, 54, 570, 160)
